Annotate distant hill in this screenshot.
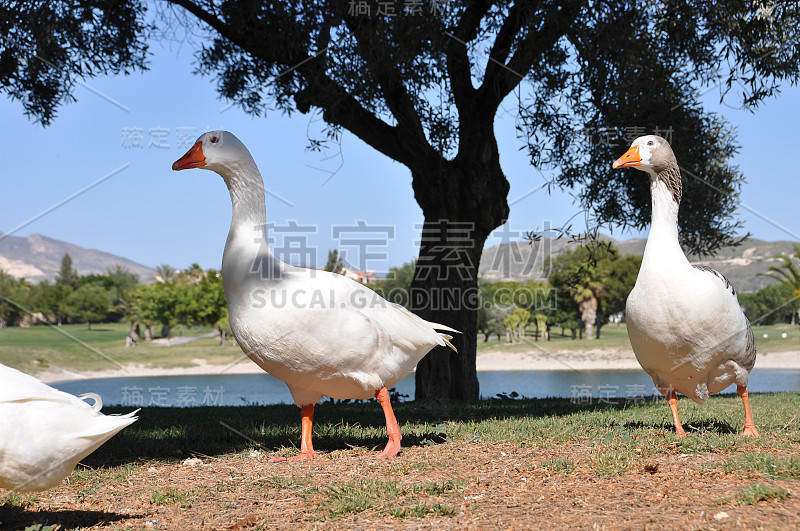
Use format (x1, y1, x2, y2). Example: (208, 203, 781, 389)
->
(0, 233, 156, 284)
(478, 235, 798, 293)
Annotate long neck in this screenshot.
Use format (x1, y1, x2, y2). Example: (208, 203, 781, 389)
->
(643, 165, 688, 267)
(219, 160, 283, 286)
(221, 159, 267, 230)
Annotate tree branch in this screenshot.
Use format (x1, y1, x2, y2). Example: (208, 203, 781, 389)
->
(479, 0, 581, 107)
(342, 16, 432, 158)
(446, 1, 492, 110)
(165, 0, 417, 165)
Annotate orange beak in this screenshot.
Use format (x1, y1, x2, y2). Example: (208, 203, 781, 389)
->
(172, 141, 206, 170)
(612, 145, 642, 169)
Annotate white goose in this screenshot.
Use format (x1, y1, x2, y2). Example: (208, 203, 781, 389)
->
(172, 131, 457, 459)
(0, 363, 138, 491)
(613, 135, 758, 437)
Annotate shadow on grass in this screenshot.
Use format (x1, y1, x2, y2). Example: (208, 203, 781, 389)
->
(622, 419, 739, 435)
(88, 398, 645, 465)
(0, 505, 136, 530)
(89, 391, 794, 465)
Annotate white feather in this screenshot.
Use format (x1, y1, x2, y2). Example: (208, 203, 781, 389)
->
(0, 363, 138, 491)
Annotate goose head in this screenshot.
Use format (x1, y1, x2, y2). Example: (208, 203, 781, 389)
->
(612, 135, 677, 176)
(172, 130, 254, 174)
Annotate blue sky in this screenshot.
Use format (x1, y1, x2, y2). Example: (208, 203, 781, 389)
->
(1, 39, 798, 276)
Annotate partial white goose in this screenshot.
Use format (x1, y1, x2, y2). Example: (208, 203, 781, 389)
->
(613, 135, 758, 437)
(172, 131, 457, 459)
(0, 363, 138, 491)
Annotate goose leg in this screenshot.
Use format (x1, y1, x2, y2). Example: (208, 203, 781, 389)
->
(737, 385, 760, 437)
(375, 386, 402, 458)
(666, 388, 687, 437)
(271, 404, 317, 461)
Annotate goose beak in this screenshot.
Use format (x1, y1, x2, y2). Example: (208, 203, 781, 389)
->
(612, 145, 642, 169)
(172, 141, 206, 170)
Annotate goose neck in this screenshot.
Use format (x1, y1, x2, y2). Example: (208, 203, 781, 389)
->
(222, 161, 268, 229)
(642, 166, 686, 266)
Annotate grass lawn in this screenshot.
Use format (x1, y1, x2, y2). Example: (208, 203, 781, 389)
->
(1, 393, 799, 528)
(2, 322, 797, 376)
(478, 322, 800, 354)
(0, 323, 244, 375)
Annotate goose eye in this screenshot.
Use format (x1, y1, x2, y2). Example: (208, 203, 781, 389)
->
(647, 141, 654, 146)
(210, 136, 219, 143)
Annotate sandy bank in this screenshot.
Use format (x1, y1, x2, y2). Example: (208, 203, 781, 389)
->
(35, 348, 800, 384)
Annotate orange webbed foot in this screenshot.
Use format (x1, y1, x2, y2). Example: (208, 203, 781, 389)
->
(375, 438, 402, 459)
(742, 425, 760, 437)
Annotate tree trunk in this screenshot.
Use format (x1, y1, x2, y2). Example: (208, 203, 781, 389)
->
(410, 139, 509, 401)
(87, 322, 91, 331)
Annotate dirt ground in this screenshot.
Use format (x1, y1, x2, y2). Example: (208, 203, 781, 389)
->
(3, 439, 798, 530)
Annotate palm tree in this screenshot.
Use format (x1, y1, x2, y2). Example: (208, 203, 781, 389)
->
(572, 281, 603, 340)
(155, 263, 177, 283)
(761, 245, 800, 327)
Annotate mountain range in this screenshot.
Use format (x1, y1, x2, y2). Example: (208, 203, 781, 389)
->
(0, 232, 796, 293)
(0, 233, 156, 284)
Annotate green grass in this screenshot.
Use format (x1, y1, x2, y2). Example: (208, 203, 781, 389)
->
(151, 488, 189, 507)
(590, 451, 631, 476)
(537, 458, 575, 474)
(477, 323, 800, 354)
(302, 478, 463, 520)
(477, 323, 633, 353)
(729, 483, 793, 505)
(721, 454, 800, 479)
(0, 492, 39, 508)
(0, 322, 243, 375)
(67, 392, 799, 470)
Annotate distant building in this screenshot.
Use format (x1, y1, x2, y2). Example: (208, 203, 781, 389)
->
(340, 266, 377, 285)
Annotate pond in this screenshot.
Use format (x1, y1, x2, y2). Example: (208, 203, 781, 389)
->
(52, 368, 800, 408)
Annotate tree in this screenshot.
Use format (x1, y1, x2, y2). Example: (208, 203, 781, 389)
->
(760, 244, 800, 327)
(155, 264, 178, 283)
(66, 284, 110, 329)
(533, 313, 548, 341)
(503, 312, 519, 344)
(0, 270, 32, 327)
(572, 280, 601, 340)
(547, 242, 639, 339)
(480, 304, 511, 342)
(739, 282, 797, 326)
(594, 253, 642, 331)
(117, 288, 141, 336)
(324, 249, 344, 274)
(135, 282, 179, 338)
(80, 266, 139, 321)
(33, 280, 72, 326)
(55, 253, 79, 289)
(512, 308, 531, 338)
(5, 2, 800, 399)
